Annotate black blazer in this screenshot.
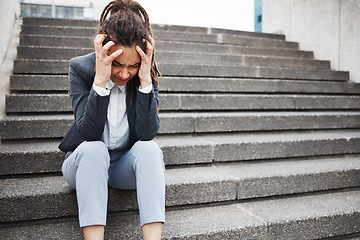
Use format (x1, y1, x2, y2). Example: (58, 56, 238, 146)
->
(58, 52, 160, 152)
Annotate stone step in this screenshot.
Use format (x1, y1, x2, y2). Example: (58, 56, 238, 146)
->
(20, 35, 313, 58)
(1, 155, 359, 223)
(13, 60, 349, 80)
(2, 112, 360, 141)
(1, 130, 359, 176)
(156, 130, 360, 165)
(5, 93, 360, 113)
(20, 25, 299, 49)
(16, 46, 330, 70)
(158, 63, 349, 81)
(22, 17, 286, 40)
(0, 189, 359, 239)
(10, 75, 360, 94)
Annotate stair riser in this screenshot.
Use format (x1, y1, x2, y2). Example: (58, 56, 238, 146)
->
(22, 17, 285, 40)
(20, 26, 297, 49)
(10, 75, 360, 94)
(6, 94, 360, 113)
(1, 167, 358, 223)
(2, 114, 360, 140)
(13, 60, 348, 80)
(160, 137, 360, 165)
(20, 36, 311, 58)
(0, 150, 65, 175)
(10, 75, 69, 92)
(17, 47, 330, 70)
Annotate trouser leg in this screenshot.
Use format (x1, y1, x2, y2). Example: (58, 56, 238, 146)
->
(108, 140, 165, 226)
(61, 141, 110, 227)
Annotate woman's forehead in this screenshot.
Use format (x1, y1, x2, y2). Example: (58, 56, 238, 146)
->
(109, 45, 141, 65)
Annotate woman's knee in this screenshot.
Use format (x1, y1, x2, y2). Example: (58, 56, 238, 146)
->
(75, 141, 110, 168)
(132, 141, 163, 159)
(131, 141, 164, 169)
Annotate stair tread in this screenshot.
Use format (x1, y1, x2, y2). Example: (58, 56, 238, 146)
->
(155, 129, 360, 144)
(0, 140, 60, 153)
(3, 110, 360, 120)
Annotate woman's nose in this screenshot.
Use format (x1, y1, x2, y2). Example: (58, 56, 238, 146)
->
(119, 70, 129, 79)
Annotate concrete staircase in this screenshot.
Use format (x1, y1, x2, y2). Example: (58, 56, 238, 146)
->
(1, 17, 360, 239)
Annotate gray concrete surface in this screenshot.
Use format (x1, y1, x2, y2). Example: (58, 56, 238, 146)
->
(263, 0, 360, 83)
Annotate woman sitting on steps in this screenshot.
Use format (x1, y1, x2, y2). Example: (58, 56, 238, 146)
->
(58, 0, 165, 239)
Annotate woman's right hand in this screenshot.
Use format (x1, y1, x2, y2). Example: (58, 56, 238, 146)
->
(93, 34, 123, 89)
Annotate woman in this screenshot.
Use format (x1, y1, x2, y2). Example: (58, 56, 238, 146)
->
(58, 0, 165, 239)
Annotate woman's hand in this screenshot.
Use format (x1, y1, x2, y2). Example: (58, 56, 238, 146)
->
(136, 35, 155, 89)
(93, 34, 123, 89)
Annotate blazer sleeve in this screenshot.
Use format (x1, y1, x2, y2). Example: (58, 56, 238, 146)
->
(68, 55, 109, 141)
(134, 76, 160, 141)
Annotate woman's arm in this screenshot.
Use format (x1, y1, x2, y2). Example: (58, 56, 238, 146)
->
(68, 55, 109, 141)
(134, 36, 160, 140)
(135, 77, 160, 140)
(69, 35, 123, 141)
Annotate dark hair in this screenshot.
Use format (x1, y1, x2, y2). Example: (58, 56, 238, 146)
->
(98, 0, 161, 104)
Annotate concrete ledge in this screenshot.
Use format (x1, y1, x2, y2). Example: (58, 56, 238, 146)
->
(155, 130, 360, 165)
(0, 190, 358, 239)
(13, 60, 349, 80)
(5, 93, 360, 114)
(3, 112, 360, 141)
(10, 75, 360, 94)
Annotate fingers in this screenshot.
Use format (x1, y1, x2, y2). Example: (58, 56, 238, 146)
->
(145, 35, 155, 57)
(109, 48, 123, 61)
(136, 45, 146, 59)
(93, 34, 106, 54)
(136, 35, 155, 62)
(94, 34, 123, 64)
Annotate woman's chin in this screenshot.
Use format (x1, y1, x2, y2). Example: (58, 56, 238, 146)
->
(111, 77, 130, 86)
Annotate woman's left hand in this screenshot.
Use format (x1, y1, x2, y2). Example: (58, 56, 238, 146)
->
(136, 35, 155, 89)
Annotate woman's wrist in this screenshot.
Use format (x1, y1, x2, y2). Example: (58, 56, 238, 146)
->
(140, 75, 152, 89)
(94, 76, 107, 89)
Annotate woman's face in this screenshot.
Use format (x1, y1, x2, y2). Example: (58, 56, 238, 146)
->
(108, 44, 141, 86)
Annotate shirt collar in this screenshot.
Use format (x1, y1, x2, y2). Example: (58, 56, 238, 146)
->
(106, 79, 126, 93)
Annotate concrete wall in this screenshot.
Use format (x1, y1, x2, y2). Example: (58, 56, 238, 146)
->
(262, 0, 360, 83)
(0, 0, 20, 65)
(0, 0, 20, 119)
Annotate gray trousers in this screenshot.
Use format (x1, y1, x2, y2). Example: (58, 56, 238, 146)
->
(61, 140, 165, 228)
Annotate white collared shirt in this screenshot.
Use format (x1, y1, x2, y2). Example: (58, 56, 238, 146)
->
(93, 80, 152, 150)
